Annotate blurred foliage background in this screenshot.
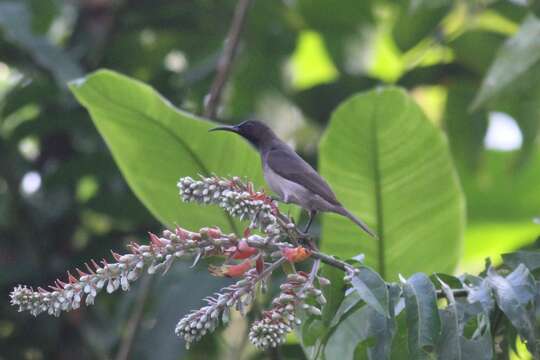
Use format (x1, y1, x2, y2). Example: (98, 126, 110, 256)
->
(1, 0, 540, 359)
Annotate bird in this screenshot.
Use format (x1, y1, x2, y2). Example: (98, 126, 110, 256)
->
(210, 120, 377, 238)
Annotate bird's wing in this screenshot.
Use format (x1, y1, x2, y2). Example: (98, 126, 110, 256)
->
(266, 148, 340, 206)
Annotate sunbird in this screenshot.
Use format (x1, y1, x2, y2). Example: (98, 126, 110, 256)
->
(210, 120, 376, 238)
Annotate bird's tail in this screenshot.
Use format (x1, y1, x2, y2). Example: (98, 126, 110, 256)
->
(334, 206, 378, 239)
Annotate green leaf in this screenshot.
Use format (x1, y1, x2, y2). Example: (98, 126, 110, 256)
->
(330, 291, 363, 328)
(319, 87, 464, 279)
(502, 251, 540, 271)
(443, 81, 488, 172)
(463, 275, 494, 314)
(392, 0, 453, 52)
(390, 310, 409, 360)
(431, 273, 463, 291)
(28, 0, 58, 34)
(459, 314, 493, 360)
(0, 2, 82, 87)
(472, 14, 540, 109)
(403, 273, 441, 358)
(366, 284, 401, 360)
(436, 278, 461, 360)
(324, 284, 400, 360)
(450, 31, 505, 75)
(486, 265, 538, 356)
(301, 317, 326, 347)
(320, 264, 346, 325)
(69, 69, 264, 232)
(492, 82, 540, 167)
(351, 266, 389, 317)
(324, 302, 373, 359)
(295, 0, 373, 68)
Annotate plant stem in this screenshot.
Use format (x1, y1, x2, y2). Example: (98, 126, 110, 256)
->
(203, 0, 252, 119)
(114, 275, 152, 360)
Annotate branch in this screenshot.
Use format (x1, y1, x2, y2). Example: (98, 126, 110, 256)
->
(203, 0, 252, 119)
(311, 250, 469, 299)
(115, 276, 152, 360)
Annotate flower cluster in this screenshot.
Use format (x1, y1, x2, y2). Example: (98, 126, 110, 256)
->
(10, 176, 330, 352)
(10, 226, 243, 317)
(178, 176, 282, 234)
(248, 272, 327, 349)
(175, 267, 263, 348)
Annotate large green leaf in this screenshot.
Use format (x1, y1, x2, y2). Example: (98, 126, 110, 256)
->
(472, 14, 540, 109)
(319, 87, 464, 279)
(69, 70, 264, 233)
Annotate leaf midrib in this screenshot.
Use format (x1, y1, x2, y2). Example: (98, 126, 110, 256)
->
(371, 95, 385, 278)
(79, 79, 239, 233)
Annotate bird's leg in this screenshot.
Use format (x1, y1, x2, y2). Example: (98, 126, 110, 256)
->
(303, 210, 317, 233)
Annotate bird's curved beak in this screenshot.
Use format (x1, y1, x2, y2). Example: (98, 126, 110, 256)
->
(209, 125, 239, 133)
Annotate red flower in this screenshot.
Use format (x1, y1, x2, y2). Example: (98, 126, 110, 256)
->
(281, 247, 312, 263)
(232, 240, 258, 259)
(209, 259, 253, 278)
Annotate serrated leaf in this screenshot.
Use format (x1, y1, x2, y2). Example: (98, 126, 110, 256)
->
(69, 69, 264, 232)
(319, 87, 464, 279)
(351, 266, 389, 317)
(403, 273, 441, 358)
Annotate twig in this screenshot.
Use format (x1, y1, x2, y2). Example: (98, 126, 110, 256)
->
(114, 276, 153, 360)
(310, 250, 350, 272)
(311, 250, 469, 298)
(437, 288, 468, 298)
(203, 0, 252, 119)
(268, 347, 282, 360)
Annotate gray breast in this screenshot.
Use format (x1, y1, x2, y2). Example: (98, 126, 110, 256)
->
(263, 164, 311, 206)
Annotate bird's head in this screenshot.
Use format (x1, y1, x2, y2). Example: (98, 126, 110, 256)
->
(210, 120, 274, 149)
